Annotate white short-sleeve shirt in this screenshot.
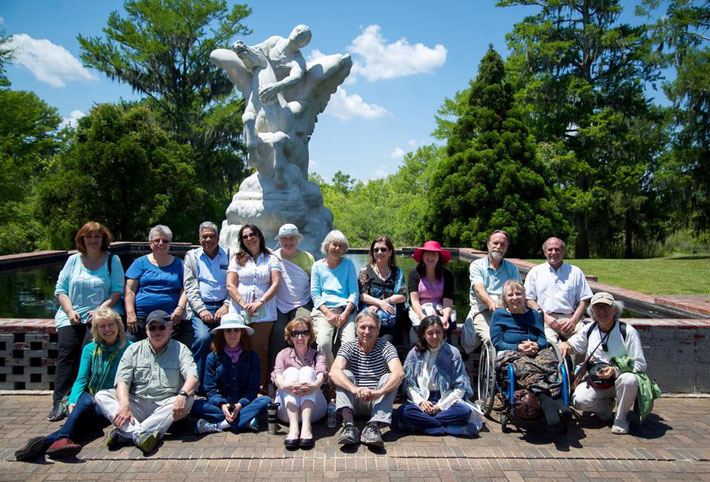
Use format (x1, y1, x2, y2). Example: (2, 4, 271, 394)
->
(524, 262, 593, 315)
(227, 252, 282, 322)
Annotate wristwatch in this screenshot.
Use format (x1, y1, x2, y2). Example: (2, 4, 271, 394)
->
(178, 389, 188, 397)
(259, 297, 266, 304)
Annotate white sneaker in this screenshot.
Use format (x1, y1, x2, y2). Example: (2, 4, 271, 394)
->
(195, 419, 220, 434)
(611, 419, 629, 435)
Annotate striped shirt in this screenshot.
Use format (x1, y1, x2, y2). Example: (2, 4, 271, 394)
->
(336, 338, 398, 389)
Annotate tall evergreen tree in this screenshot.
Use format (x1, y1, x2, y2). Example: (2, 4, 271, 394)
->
(78, 0, 252, 225)
(500, 0, 662, 257)
(426, 46, 568, 257)
(641, 0, 709, 235)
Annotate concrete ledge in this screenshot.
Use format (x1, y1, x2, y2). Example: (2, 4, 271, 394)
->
(2, 316, 708, 393)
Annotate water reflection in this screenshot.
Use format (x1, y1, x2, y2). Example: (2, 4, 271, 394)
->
(0, 253, 651, 320)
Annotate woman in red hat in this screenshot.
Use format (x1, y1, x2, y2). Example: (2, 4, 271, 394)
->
(407, 241, 456, 345)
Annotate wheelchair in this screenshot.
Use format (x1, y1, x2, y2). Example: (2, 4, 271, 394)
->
(476, 339, 571, 432)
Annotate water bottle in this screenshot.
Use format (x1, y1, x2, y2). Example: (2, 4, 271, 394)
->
(267, 402, 279, 435)
(327, 399, 337, 428)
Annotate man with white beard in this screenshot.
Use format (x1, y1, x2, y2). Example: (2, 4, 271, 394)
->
(462, 230, 521, 353)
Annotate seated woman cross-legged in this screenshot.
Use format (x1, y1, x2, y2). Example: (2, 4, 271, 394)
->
(192, 313, 272, 434)
(15, 308, 131, 461)
(397, 316, 481, 437)
(271, 317, 327, 450)
(490, 280, 571, 432)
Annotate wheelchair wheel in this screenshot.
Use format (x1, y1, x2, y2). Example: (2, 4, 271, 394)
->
(500, 412, 509, 433)
(476, 340, 496, 417)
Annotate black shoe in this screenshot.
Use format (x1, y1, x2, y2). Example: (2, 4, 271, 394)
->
(284, 438, 299, 450)
(15, 436, 47, 461)
(360, 424, 384, 448)
(299, 437, 315, 450)
(337, 423, 359, 445)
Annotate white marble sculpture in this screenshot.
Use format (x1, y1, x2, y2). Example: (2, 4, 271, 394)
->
(210, 25, 352, 255)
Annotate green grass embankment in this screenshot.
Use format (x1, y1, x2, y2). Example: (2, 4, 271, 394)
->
(521, 256, 710, 296)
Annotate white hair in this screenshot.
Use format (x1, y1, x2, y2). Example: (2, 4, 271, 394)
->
(199, 221, 218, 236)
(320, 229, 349, 255)
(587, 300, 625, 321)
(148, 224, 173, 242)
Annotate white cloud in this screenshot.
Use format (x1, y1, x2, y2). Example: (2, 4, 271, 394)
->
(408, 139, 422, 148)
(8, 34, 97, 87)
(347, 25, 446, 81)
(326, 87, 389, 120)
(308, 159, 319, 170)
(390, 147, 406, 160)
(371, 168, 389, 180)
(59, 110, 86, 129)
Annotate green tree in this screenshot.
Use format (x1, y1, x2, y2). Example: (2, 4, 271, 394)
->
(78, 0, 252, 222)
(640, 0, 709, 235)
(500, 0, 661, 257)
(387, 144, 442, 246)
(425, 47, 568, 257)
(0, 30, 13, 88)
(0, 38, 63, 253)
(35, 103, 206, 248)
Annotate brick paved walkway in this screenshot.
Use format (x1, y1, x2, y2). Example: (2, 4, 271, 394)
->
(1, 395, 709, 480)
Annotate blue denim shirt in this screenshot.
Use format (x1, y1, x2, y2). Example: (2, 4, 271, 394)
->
(204, 350, 260, 407)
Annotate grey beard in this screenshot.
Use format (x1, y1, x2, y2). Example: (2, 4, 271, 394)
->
(490, 251, 504, 262)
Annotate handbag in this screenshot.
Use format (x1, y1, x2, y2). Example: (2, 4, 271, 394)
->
(513, 389, 542, 419)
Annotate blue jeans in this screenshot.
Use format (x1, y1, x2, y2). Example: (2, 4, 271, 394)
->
(191, 396, 271, 432)
(46, 391, 105, 444)
(397, 391, 471, 435)
(191, 301, 224, 393)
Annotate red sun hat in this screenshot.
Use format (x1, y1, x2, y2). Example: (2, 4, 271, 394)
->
(412, 240, 452, 264)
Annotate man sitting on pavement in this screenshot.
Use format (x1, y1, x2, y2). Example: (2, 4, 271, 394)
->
(95, 310, 198, 454)
(462, 229, 521, 353)
(183, 221, 230, 393)
(559, 292, 652, 435)
(329, 311, 404, 448)
(525, 237, 593, 344)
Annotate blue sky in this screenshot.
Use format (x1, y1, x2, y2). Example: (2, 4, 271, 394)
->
(2, 1, 655, 182)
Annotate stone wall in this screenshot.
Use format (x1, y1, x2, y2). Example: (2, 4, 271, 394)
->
(1, 317, 707, 393)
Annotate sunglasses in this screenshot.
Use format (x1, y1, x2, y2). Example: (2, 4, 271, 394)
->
(291, 330, 310, 338)
(373, 247, 389, 253)
(148, 324, 168, 332)
(242, 232, 258, 239)
(151, 238, 170, 245)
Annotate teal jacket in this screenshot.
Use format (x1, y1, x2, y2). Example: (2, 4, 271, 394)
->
(612, 355, 661, 422)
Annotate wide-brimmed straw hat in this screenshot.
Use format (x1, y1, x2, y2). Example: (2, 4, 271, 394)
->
(211, 313, 254, 335)
(412, 240, 451, 264)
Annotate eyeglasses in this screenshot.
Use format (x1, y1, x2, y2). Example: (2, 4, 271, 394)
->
(290, 330, 310, 338)
(148, 324, 168, 332)
(151, 238, 170, 245)
(242, 232, 258, 240)
(373, 247, 388, 253)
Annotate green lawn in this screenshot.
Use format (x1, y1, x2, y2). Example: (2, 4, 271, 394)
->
(521, 256, 710, 296)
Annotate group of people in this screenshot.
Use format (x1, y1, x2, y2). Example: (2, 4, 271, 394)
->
(14, 221, 653, 462)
